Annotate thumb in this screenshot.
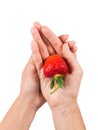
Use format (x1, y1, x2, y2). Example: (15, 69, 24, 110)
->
(62, 43, 82, 76)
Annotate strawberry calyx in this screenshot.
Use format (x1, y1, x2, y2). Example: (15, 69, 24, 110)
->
(50, 74, 65, 94)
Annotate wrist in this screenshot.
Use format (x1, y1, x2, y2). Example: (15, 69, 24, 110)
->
(16, 95, 37, 129)
(51, 100, 78, 115)
(18, 94, 38, 112)
(51, 101, 86, 130)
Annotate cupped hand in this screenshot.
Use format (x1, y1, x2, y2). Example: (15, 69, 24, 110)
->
(19, 55, 45, 110)
(31, 23, 82, 110)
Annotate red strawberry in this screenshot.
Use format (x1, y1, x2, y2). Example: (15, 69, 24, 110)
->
(43, 54, 69, 94)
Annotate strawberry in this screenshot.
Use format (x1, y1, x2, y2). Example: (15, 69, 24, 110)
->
(43, 54, 69, 94)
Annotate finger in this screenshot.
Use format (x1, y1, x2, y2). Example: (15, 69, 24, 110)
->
(33, 22, 56, 55)
(39, 32, 56, 55)
(33, 23, 76, 55)
(38, 31, 56, 55)
(59, 34, 69, 43)
(31, 40, 43, 71)
(31, 27, 49, 59)
(70, 46, 77, 58)
(67, 41, 77, 53)
(67, 41, 76, 50)
(41, 26, 63, 55)
(70, 46, 77, 53)
(67, 41, 76, 47)
(59, 36, 77, 56)
(62, 43, 82, 76)
(33, 21, 41, 29)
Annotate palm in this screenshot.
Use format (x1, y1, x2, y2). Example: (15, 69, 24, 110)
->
(39, 68, 80, 108)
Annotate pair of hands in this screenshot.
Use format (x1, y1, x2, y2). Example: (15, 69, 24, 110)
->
(19, 22, 83, 111)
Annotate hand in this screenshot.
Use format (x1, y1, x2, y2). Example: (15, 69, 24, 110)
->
(19, 54, 45, 110)
(32, 22, 77, 58)
(31, 23, 82, 110)
(0, 55, 46, 130)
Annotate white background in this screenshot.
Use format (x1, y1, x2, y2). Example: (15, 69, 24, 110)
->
(0, 0, 98, 130)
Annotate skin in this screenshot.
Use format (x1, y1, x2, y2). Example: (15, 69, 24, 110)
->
(0, 22, 77, 130)
(0, 21, 86, 130)
(31, 22, 86, 130)
(32, 22, 77, 57)
(31, 22, 79, 108)
(0, 55, 45, 130)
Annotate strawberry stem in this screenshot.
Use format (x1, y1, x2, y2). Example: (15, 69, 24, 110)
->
(50, 74, 65, 94)
(50, 85, 59, 94)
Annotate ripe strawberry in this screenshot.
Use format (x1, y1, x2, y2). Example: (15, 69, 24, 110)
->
(43, 54, 69, 94)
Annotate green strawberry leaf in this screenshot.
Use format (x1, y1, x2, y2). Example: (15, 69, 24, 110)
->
(50, 78, 54, 89)
(55, 76, 64, 88)
(50, 75, 65, 94)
